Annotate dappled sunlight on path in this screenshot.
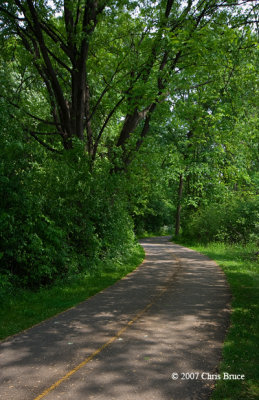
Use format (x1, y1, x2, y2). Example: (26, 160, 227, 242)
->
(0, 237, 230, 400)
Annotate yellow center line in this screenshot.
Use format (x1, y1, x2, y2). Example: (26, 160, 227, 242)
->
(34, 257, 181, 400)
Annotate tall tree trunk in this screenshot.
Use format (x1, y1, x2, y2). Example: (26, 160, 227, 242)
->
(175, 173, 184, 237)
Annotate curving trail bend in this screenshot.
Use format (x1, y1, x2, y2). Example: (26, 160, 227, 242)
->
(0, 236, 230, 400)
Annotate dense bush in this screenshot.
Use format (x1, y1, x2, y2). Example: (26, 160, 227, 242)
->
(0, 113, 67, 287)
(0, 115, 136, 289)
(183, 196, 259, 244)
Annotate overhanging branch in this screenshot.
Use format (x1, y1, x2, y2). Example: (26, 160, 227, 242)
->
(28, 131, 62, 154)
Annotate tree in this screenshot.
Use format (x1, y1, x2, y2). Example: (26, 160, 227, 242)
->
(0, 0, 257, 168)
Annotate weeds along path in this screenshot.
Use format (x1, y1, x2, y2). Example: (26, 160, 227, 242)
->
(0, 237, 230, 400)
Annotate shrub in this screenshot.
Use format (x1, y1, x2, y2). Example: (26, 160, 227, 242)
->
(0, 123, 136, 288)
(183, 196, 259, 244)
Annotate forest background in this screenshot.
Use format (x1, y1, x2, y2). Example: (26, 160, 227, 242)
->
(0, 0, 258, 295)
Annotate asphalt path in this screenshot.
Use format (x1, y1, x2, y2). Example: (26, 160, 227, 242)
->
(0, 237, 230, 400)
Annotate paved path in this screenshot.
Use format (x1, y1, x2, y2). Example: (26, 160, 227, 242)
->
(0, 237, 230, 400)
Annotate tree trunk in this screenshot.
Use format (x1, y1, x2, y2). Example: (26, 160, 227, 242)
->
(175, 173, 184, 237)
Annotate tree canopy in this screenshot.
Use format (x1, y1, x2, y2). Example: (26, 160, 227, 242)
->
(0, 1, 257, 164)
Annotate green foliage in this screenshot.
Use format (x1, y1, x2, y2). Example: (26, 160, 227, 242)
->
(0, 113, 137, 289)
(0, 1, 258, 296)
(0, 111, 69, 287)
(183, 196, 259, 244)
(125, 134, 176, 236)
(133, 197, 174, 236)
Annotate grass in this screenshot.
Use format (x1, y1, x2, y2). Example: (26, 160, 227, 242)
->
(177, 240, 259, 400)
(0, 244, 145, 341)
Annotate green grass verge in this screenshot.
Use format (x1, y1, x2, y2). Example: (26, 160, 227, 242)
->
(0, 244, 145, 341)
(178, 240, 258, 400)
